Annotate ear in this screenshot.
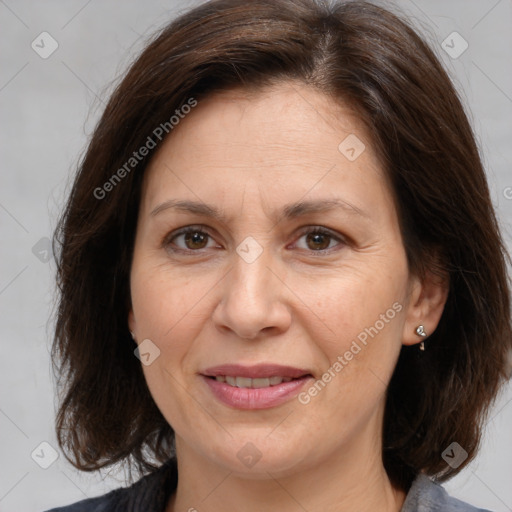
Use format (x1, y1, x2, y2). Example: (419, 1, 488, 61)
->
(402, 267, 449, 346)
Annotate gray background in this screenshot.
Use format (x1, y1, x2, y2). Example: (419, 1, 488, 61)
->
(0, 0, 511, 510)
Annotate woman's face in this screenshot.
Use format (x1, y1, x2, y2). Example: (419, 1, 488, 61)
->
(129, 82, 431, 477)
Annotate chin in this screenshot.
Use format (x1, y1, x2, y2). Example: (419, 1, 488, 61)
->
(196, 429, 317, 479)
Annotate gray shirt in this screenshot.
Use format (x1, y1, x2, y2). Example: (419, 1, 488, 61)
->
(45, 458, 492, 512)
(401, 474, 492, 512)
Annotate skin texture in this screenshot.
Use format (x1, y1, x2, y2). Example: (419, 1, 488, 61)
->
(128, 82, 448, 512)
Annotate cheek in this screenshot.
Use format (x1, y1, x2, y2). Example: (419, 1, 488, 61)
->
(131, 266, 210, 426)
(305, 265, 406, 354)
(306, 276, 407, 422)
(131, 264, 221, 377)
(300, 271, 406, 418)
(132, 265, 199, 337)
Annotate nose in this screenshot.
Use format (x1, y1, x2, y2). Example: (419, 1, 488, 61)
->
(212, 247, 292, 340)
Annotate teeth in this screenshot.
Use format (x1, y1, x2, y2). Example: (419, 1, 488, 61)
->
(236, 376, 252, 388)
(214, 375, 295, 388)
(252, 378, 270, 388)
(269, 376, 285, 385)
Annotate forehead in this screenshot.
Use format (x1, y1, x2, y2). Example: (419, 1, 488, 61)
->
(140, 82, 392, 220)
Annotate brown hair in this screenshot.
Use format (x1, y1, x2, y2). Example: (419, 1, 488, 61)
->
(52, 0, 512, 491)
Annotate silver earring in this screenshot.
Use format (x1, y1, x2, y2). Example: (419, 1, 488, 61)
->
(415, 325, 427, 351)
(130, 330, 135, 340)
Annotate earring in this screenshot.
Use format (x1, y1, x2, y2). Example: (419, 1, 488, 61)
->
(415, 325, 427, 351)
(130, 330, 135, 340)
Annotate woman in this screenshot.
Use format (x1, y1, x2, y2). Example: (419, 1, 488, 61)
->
(47, 0, 512, 510)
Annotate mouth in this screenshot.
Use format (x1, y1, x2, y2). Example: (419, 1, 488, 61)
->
(201, 363, 312, 380)
(200, 364, 313, 409)
(207, 375, 302, 388)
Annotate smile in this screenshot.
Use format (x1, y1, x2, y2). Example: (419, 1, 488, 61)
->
(202, 375, 312, 409)
(212, 375, 295, 388)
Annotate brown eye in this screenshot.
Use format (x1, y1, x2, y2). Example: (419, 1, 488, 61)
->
(183, 231, 209, 249)
(165, 226, 217, 252)
(294, 227, 344, 253)
(305, 232, 332, 251)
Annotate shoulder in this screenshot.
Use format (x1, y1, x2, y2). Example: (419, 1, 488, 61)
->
(401, 474, 494, 512)
(43, 489, 120, 512)
(42, 458, 178, 512)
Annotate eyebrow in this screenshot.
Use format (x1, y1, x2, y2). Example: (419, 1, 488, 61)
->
(150, 198, 369, 223)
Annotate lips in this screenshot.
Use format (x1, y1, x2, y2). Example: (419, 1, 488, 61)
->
(200, 364, 313, 409)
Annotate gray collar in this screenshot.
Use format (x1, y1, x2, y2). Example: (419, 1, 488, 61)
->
(401, 473, 493, 512)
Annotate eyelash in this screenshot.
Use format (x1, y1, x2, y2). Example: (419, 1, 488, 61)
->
(163, 224, 346, 255)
